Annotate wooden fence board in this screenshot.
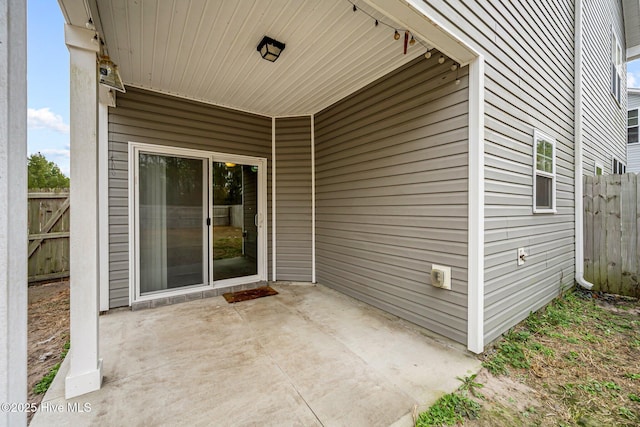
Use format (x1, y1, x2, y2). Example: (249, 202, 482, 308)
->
(594, 177, 606, 287)
(583, 175, 594, 282)
(621, 174, 638, 294)
(606, 175, 622, 294)
(27, 191, 70, 282)
(28, 197, 70, 257)
(584, 174, 640, 297)
(637, 176, 640, 296)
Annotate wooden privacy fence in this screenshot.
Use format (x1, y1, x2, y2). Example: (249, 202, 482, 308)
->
(28, 190, 70, 283)
(584, 174, 640, 297)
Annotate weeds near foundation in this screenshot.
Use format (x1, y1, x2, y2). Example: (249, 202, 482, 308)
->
(457, 374, 485, 399)
(415, 375, 483, 426)
(476, 288, 640, 426)
(415, 392, 481, 426)
(34, 341, 70, 395)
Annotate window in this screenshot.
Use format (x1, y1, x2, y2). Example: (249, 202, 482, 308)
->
(613, 157, 626, 174)
(533, 130, 556, 213)
(611, 31, 623, 105)
(594, 161, 604, 176)
(628, 109, 639, 144)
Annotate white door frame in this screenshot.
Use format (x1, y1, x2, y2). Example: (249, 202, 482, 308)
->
(128, 142, 268, 304)
(210, 153, 268, 288)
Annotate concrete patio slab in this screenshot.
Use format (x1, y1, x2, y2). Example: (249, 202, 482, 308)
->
(30, 283, 480, 427)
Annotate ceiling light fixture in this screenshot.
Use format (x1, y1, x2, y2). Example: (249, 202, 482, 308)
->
(257, 36, 286, 62)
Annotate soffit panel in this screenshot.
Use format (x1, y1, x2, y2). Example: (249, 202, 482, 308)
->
(623, 0, 640, 50)
(95, 0, 432, 116)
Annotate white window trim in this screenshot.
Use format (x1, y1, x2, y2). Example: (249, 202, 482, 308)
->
(628, 108, 639, 144)
(612, 156, 626, 174)
(532, 130, 557, 214)
(128, 141, 268, 304)
(611, 29, 623, 106)
(594, 161, 604, 176)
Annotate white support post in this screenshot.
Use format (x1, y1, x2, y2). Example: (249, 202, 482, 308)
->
(310, 114, 316, 284)
(467, 55, 485, 354)
(272, 117, 277, 281)
(0, 1, 28, 425)
(64, 24, 103, 399)
(98, 87, 114, 312)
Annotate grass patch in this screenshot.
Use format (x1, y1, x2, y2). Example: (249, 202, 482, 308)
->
(477, 288, 640, 426)
(416, 392, 481, 426)
(416, 375, 484, 426)
(212, 226, 243, 260)
(34, 341, 69, 395)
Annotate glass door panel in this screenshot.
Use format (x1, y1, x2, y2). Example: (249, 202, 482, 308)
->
(139, 153, 206, 294)
(212, 162, 258, 281)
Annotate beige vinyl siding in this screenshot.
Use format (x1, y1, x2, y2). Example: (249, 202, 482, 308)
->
(410, 0, 577, 343)
(582, 0, 627, 174)
(274, 117, 313, 281)
(315, 55, 469, 344)
(108, 87, 271, 308)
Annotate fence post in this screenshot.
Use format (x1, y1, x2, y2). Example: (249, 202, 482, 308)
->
(583, 175, 594, 282)
(621, 174, 638, 295)
(605, 175, 622, 294)
(593, 176, 606, 288)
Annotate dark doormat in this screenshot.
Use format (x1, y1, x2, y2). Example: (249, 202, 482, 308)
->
(223, 286, 278, 303)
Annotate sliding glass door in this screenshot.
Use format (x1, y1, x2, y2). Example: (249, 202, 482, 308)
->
(211, 162, 259, 281)
(132, 143, 267, 302)
(138, 153, 207, 295)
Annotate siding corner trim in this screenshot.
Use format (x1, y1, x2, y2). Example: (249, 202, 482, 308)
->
(467, 55, 485, 354)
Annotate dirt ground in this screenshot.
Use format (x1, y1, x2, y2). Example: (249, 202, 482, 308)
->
(27, 280, 70, 422)
(465, 290, 640, 426)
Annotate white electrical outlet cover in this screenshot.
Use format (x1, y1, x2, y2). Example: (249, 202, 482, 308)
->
(431, 264, 451, 290)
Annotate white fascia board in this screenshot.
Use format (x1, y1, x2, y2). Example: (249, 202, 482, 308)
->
(627, 44, 640, 62)
(362, 0, 478, 66)
(57, 0, 90, 26)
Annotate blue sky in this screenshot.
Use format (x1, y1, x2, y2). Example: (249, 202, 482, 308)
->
(27, 5, 640, 177)
(28, 1, 70, 175)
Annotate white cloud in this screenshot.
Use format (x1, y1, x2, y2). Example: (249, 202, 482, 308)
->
(629, 72, 639, 89)
(28, 108, 70, 134)
(39, 148, 70, 158)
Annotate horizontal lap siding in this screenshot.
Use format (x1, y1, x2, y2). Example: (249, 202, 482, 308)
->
(416, 0, 577, 344)
(108, 88, 271, 308)
(315, 56, 469, 344)
(629, 93, 640, 173)
(628, 144, 640, 173)
(275, 117, 312, 281)
(582, 0, 626, 174)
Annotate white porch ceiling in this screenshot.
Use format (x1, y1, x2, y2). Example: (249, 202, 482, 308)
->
(93, 0, 435, 117)
(623, 0, 640, 60)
